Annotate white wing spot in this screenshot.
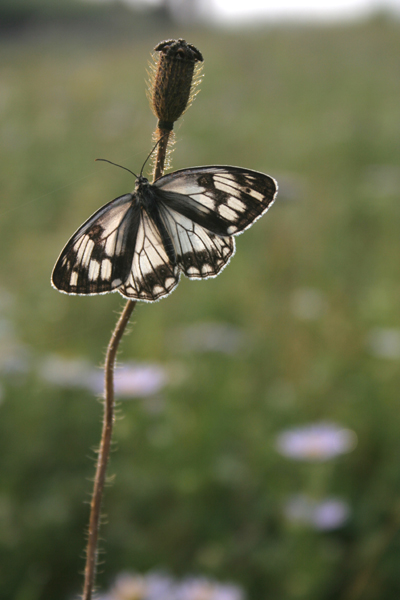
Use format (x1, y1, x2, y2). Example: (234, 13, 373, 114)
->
(213, 178, 235, 195)
(70, 271, 78, 287)
(191, 193, 216, 210)
(227, 197, 246, 211)
(249, 188, 264, 201)
(201, 264, 213, 276)
(159, 180, 206, 195)
(218, 173, 237, 182)
(77, 237, 94, 268)
(88, 260, 101, 281)
(112, 278, 122, 287)
(105, 232, 117, 257)
(101, 259, 112, 280)
(218, 204, 237, 221)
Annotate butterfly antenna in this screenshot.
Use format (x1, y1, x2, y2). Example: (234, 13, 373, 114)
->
(139, 133, 169, 178)
(95, 158, 138, 178)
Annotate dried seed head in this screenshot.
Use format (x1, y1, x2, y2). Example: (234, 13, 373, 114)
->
(149, 39, 203, 181)
(150, 38, 203, 130)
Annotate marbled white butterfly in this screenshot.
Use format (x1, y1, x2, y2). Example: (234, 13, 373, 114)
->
(51, 165, 278, 302)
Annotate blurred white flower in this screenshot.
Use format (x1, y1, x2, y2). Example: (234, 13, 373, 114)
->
(175, 322, 247, 354)
(0, 340, 30, 375)
(291, 288, 327, 321)
(40, 355, 167, 398)
(88, 363, 168, 398)
(312, 498, 350, 530)
(0, 312, 31, 376)
(97, 573, 245, 600)
(367, 327, 400, 359)
(115, 364, 167, 398)
(275, 422, 357, 461)
(111, 572, 149, 599)
(145, 572, 176, 600)
(177, 578, 244, 600)
(40, 355, 91, 388)
(285, 495, 350, 530)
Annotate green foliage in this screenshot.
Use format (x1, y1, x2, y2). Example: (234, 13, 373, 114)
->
(1, 17, 400, 600)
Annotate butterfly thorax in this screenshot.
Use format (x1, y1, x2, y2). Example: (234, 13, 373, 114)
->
(134, 176, 161, 215)
(134, 176, 150, 195)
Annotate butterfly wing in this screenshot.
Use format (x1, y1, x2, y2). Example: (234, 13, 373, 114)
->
(52, 166, 278, 301)
(51, 194, 139, 295)
(119, 206, 180, 301)
(155, 166, 278, 235)
(154, 166, 278, 279)
(52, 192, 180, 301)
(157, 203, 235, 279)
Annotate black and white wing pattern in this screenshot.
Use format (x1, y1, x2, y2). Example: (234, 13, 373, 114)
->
(155, 166, 277, 280)
(52, 193, 137, 295)
(51, 193, 180, 301)
(52, 166, 278, 302)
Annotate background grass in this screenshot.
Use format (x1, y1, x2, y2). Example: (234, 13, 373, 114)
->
(1, 11, 400, 600)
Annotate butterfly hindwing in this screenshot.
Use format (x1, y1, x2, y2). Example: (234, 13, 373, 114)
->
(158, 204, 235, 279)
(119, 207, 180, 301)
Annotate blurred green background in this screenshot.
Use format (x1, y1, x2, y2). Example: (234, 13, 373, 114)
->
(1, 2, 400, 599)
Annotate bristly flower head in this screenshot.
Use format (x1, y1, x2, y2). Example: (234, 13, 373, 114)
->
(149, 38, 203, 132)
(149, 39, 203, 180)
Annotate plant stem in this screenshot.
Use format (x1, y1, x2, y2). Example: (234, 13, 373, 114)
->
(153, 128, 171, 181)
(82, 130, 171, 600)
(82, 299, 136, 600)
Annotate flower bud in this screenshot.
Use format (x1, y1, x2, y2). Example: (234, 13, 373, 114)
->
(149, 39, 203, 180)
(150, 38, 203, 131)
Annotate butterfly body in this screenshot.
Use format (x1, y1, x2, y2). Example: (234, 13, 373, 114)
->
(52, 166, 278, 302)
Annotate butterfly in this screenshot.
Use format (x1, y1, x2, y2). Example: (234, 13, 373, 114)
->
(51, 164, 278, 302)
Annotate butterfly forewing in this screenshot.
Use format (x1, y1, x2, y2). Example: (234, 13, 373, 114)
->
(156, 166, 277, 236)
(52, 165, 278, 302)
(52, 194, 138, 295)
